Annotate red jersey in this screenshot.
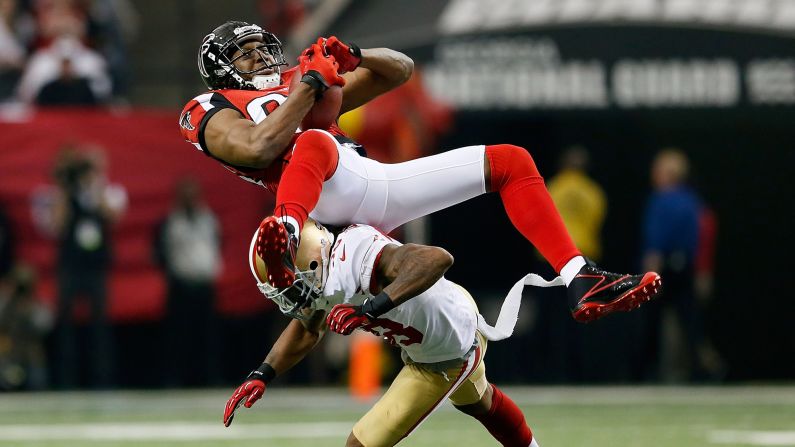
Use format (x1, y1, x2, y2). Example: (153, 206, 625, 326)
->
(179, 67, 353, 193)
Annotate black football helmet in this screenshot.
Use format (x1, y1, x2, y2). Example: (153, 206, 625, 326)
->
(198, 21, 287, 90)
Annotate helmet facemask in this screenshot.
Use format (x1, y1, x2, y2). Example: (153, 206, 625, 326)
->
(199, 21, 287, 90)
(223, 34, 286, 90)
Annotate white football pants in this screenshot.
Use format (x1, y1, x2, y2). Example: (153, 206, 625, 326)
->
(310, 130, 486, 232)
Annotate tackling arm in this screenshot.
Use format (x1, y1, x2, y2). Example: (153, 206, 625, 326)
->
(375, 243, 454, 306)
(326, 243, 453, 335)
(223, 310, 326, 426)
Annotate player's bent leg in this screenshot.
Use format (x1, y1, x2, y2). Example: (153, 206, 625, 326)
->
(450, 333, 536, 447)
(484, 144, 663, 322)
(376, 145, 487, 233)
(310, 140, 371, 227)
(452, 381, 493, 416)
(275, 129, 340, 230)
(448, 331, 489, 409)
(352, 344, 482, 447)
(484, 144, 580, 273)
(316, 144, 487, 232)
(455, 383, 536, 447)
(255, 130, 340, 287)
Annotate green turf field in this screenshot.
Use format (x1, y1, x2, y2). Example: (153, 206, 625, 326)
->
(0, 386, 792, 446)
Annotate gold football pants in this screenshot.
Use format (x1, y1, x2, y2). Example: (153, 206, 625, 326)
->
(352, 331, 489, 447)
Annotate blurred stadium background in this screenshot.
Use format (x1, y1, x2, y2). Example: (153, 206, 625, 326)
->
(0, 0, 794, 445)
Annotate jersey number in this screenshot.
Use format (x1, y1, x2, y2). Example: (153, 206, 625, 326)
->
(364, 318, 424, 348)
(246, 93, 287, 124)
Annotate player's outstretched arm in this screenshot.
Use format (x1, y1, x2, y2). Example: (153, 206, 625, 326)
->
(326, 244, 453, 335)
(264, 310, 327, 373)
(223, 311, 326, 426)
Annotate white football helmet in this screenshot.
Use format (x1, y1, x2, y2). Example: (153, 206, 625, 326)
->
(249, 218, 334, 319)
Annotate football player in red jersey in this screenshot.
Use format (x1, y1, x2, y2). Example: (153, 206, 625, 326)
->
(179, 21, 661, 323)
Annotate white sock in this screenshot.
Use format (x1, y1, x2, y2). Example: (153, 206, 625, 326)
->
(559, 256, 586, 287)
(277, 215, 301, 236)
(529, 437, 540, 447)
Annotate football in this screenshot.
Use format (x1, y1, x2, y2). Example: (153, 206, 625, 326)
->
(289, 72, 343, 130)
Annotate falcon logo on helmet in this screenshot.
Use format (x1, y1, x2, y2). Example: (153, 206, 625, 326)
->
(249, 219, 334, 320)
(197, 20, 287, 91)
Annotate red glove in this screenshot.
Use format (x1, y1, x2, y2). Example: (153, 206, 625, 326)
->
(297, 43, 345, 91)
(326, 303, 370, 335)
(317, 36, 362, 74)
(223, 378, 266, 427)
(327, 293, 396, 335)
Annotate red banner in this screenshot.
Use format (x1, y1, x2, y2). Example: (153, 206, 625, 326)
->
(0, 108, 275, 321)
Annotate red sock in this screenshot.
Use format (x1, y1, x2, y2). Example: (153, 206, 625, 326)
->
(275, 130, 339, 230)
(475, 384, 534, 447)
(486, 144, 580, 273)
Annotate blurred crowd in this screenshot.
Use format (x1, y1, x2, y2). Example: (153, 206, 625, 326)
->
(1, 138, 233, 390)
(2, 144, 129, 390)
(0, 0, 321, 107)
(0, 0, 138, 106)
(48, 146, 127, 389)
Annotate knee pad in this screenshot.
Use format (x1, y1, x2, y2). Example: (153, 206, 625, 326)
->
(485, 144, 540, 191)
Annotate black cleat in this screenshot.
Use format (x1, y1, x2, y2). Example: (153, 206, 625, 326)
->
(255, 216, 299, 288)
(568, 262, 662, 323)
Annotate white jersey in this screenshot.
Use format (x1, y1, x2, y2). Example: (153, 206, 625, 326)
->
(319, 225, 478, 364)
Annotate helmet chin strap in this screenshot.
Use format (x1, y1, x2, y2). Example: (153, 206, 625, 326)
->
(251, 72, 281, 90)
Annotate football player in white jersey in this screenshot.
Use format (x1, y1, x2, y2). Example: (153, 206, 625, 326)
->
(223, 219, 540, 447)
